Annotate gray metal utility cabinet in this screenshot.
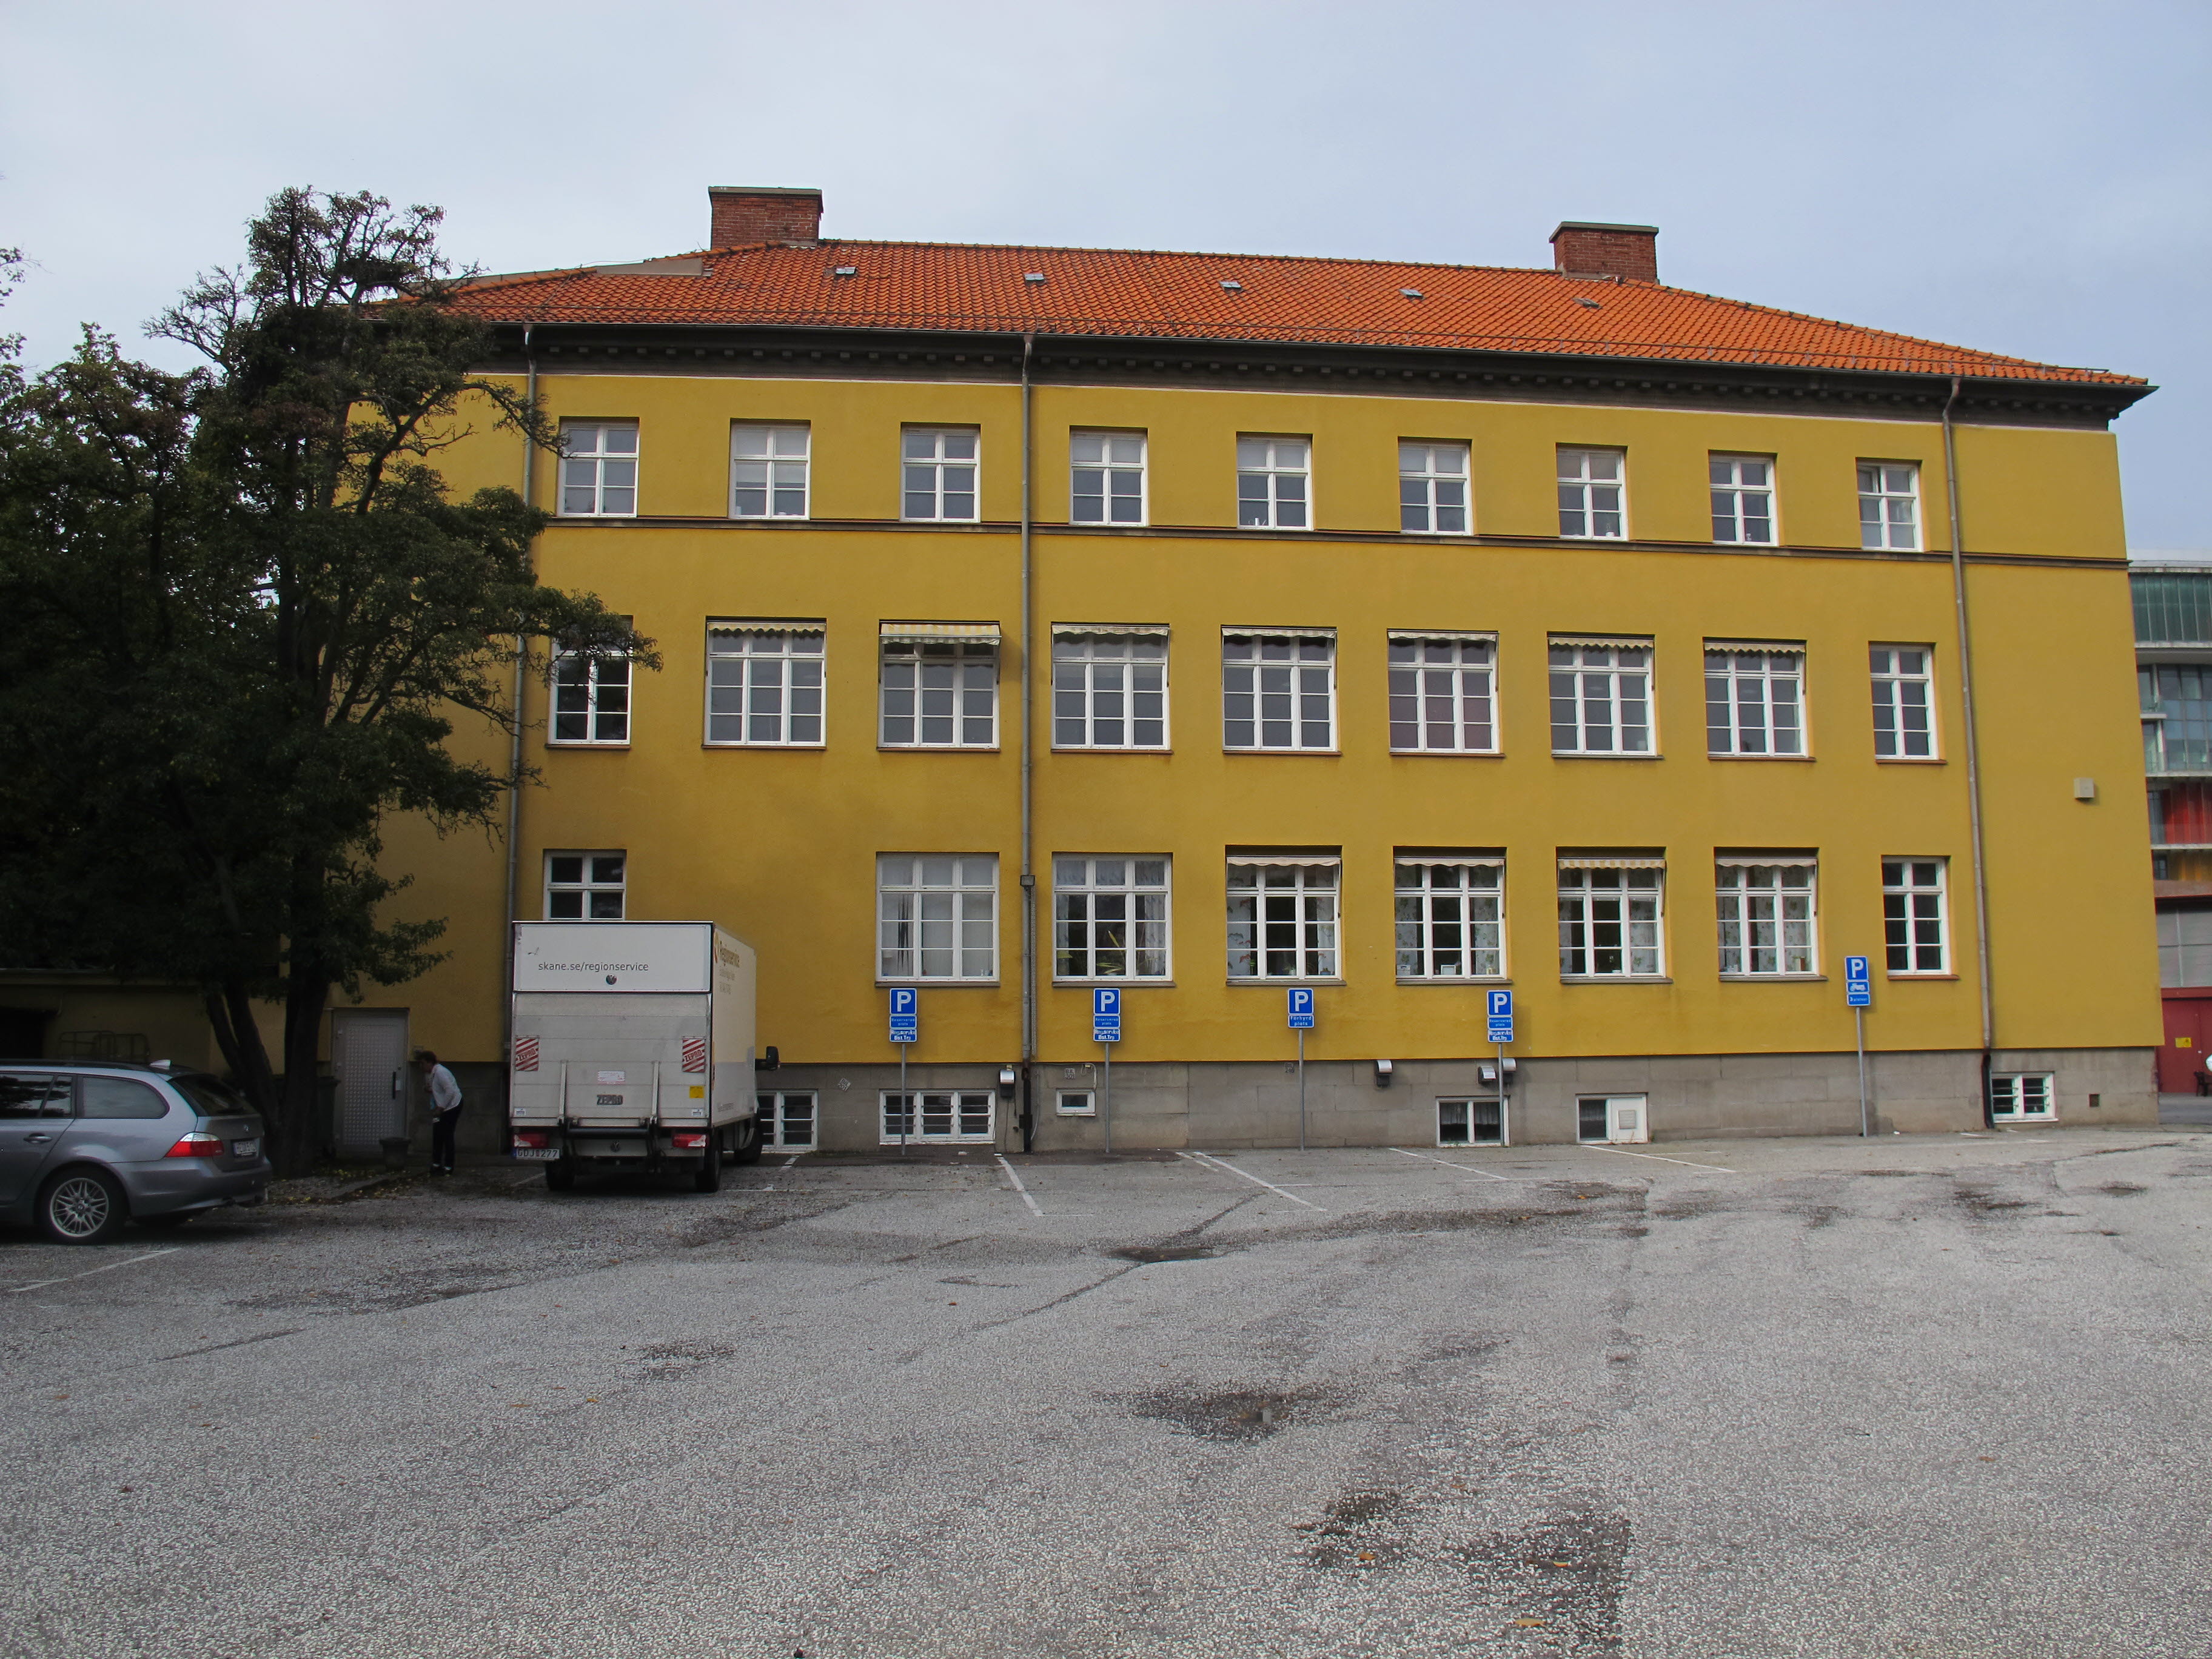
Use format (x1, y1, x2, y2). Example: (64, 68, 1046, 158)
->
(508, 921, 761, 1191)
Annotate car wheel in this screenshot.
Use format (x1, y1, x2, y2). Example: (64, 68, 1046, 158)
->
(728, 1115, 765, 1167)
(136, 1212, 196, 1230)
(39, 1168, 129, 1245)
(694, 1138, 723, 1194)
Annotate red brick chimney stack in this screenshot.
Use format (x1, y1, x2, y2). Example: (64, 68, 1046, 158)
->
(1550, 222, 1659, 283)
(709, 186, 824, 249)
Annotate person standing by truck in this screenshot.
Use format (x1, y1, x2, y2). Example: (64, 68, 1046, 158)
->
(416, 1050, 463, 1173)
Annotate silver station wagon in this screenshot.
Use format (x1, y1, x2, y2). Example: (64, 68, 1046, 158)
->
(0, 1062, 272, 1244)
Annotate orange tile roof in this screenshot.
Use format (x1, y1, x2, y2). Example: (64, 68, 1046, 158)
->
(452, 240, 2142, 388)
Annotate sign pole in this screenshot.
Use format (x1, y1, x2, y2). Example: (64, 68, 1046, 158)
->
(1102, 1038, 1111, 1156)
(899, 1042, 908, 1158)
(1856, 1006, 1869, 1138)
(1297, 1027, 1307, 1153)
(1496, 1037, 1508, 1143)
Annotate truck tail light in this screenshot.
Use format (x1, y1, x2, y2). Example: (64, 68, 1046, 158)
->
(512, 1131, 551, 1151)
(164, 1133, 226, 1159)
(671, 1132, 708, 1150)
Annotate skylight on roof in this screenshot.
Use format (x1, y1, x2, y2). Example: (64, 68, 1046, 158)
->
(1574, 297, 1601, 309)
(1400, 288, 1424, 299)
(1023, 272, 1046, 283)
(833, 266, 857, 277)
(1220, 280, 1242, 292)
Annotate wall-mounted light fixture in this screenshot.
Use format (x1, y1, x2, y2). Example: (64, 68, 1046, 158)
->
(997, 1065, 1019, 1100)
(1478, 1058, 1518, 1086)
(1374, 1058, 1394, 1088)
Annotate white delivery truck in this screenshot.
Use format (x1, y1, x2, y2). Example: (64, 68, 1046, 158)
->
(506, 921, 762, 1191)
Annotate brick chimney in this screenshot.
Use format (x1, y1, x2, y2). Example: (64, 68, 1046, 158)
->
(709, 186, 823, 249)
(1550, 221, 1659, 283)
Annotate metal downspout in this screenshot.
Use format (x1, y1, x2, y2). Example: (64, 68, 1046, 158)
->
(1018, 335, 1037, 1153)
(1942, 375, 1997, 1122)
(501, 325, 537, 1070)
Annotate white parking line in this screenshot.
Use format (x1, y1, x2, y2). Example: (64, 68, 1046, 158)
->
(7, 1247, 182, 1295)
(1583, 1145, 1738, 1174)
(1392, 1147, 1517, 1182)
(995, 1155, 1044, 1216)
(1179, 1150, 1327, 1211)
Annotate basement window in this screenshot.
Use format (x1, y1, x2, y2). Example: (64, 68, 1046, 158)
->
(1988, 1073, 2055, 1122)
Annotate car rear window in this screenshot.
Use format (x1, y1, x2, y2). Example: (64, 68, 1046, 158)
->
(78, 1076, 172, 1119)
(172, 1074, 253, 1119)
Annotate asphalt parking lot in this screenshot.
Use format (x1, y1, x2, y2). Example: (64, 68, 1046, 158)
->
(5, 1128, 2211, 1659)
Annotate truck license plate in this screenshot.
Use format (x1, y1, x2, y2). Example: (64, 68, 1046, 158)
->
(512, 1148, 559, 1161)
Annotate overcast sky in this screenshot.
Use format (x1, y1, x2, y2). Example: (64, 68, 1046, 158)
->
(5, 0, 2206, 550)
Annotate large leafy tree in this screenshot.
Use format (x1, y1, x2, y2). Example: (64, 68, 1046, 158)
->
(0, 190, 649, 1173)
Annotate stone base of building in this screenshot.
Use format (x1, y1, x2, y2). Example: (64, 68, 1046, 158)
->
(756, 1047, 2158, 1154)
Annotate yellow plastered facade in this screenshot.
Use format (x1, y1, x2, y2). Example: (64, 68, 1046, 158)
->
(358, 369, 2158, 1122)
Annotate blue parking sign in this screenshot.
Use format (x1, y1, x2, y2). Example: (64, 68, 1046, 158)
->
(1093, 985, 1122, 1042)
(1287, 987, 1316, 1029)
(1486, 988, 1514, 1044)
(1845, 956, 1871, 1009)
(888, 986, 918, 1042)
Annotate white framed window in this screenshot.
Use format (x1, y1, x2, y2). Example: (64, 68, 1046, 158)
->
(902, 427, 979, 521)
(880, 629, 998, 748)
(1389, 632, 1497, 754)
(1709, 455, 1775, 544)
(1437, 1098, 1504, 1145)
(559, 421, 638, 517)
(1557, 447, 1626, 539)
(546, 851, 626, 920)
(551, 648, 631, 745)
(730, 424, 809, 518)
(1053, 629, 1168, 748)
(1705, 644, 1806, 756)
(1988, 1073, 2054, 1122)
(880, 1090, 994, 1144)
(1549, 638, 1653, 754)
(1396, 859, 1504, 979)
(1871, 646, 1937, 759)
(1715, 860, 1817, 976)
(756, 1090, 817, 1150)
(1882, 858, 1948, 974)
(878, 856, 997, 981)
(706, 625, 824, 746)
(1858, 462, 1920, 551)
(1223, 632, 1335, 751)
(1227, 857, 1339, 980)
(1056, 1089, 1097, 1117)
(1236, 436, 1310, 529)
(1071, 432, 1146, 525)
(1054, 857, 1170, 980)
(1399, 442, 1470, 534)
(1558, 862, 1664, 977)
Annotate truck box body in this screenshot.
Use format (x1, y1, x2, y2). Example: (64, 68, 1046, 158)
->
(509, 922, 759, 1178)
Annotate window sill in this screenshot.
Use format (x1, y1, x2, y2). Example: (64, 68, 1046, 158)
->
(1551, 751, 1661, 760)
(1887, 972, 1959, 980)
(1874, 756, 1946, 765)
(876, 745, 1004, 754)
(1050, 746, 1174, 755)
(729, 514, 813, 525)
(1390, 749, 1504, 759)
(1054, 979, 1176, 988)
(899, 517, 984, 527)
(874, 979, 1002, 988)
(1558, 533, 1631, 543)
(1558, 974, 1673, 985)
(703, 742, 826, 751)
(547, 742, 632, 751)
(1707, 753, 1813, 762)
(1227, 977, 1346, 987)
(1223, 749, 1342, 758)
(1718, 973, 1828, 982)
(1396, 976, 1512, 986)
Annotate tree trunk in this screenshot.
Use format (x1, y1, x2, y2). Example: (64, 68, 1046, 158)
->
(275, 971, 330, 1178)
(202, 977, 280, 1119)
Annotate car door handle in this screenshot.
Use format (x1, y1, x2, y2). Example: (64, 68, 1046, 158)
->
(23, 1133, 52, 1144)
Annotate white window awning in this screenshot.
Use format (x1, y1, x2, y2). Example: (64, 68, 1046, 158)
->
(1395, 854, 1504, 868)
(1714, 855, 1817, 868)
(709, 618, 825, 634)
(1226, 853, 1342, 868)
(1704, 639, 1806, 654)
(880, 621, 1002, 643)
(1222, 626, 1337, 641)
(1558, 856, 1667, 870)
(1051, 622, 1170, 638)
(1387, 629, 1496, 643)
(1549, 634, 1654, 650)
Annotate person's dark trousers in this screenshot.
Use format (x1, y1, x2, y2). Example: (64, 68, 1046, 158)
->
(432, 1107, 462, 1171)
